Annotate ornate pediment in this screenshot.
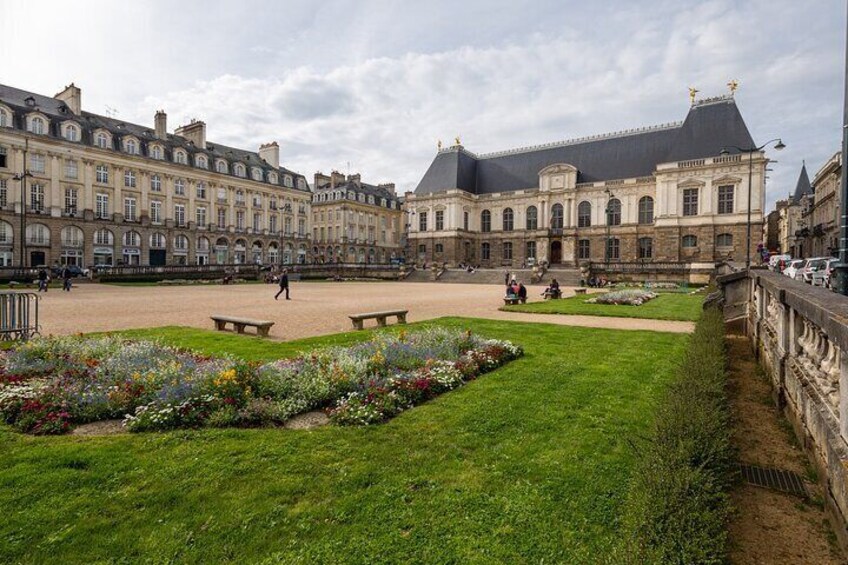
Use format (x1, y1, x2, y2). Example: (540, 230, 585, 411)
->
(539, 163, 578, 192)
(677, 178, 706, 189)
(713, 174, 742, 185)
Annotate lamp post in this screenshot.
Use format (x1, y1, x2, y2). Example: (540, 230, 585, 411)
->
(720, 138, 785, 269)
(834, 2, 848, 295)
(604, 187, 614, 271)
(12, 138, 32, 268)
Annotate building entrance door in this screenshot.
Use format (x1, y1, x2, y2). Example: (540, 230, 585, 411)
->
(149, 249, 166, 266)
(30, 251, 45, 266)
(550, 241, 562, 264)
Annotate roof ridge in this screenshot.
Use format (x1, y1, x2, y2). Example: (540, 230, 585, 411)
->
(449, 122, 683, 160)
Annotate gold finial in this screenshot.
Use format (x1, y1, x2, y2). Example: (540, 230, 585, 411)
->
(454, 135, 461, 146)
(437, 139, 442, 150)
(727, 79, 739, 95)
(688, 87, 699, 105)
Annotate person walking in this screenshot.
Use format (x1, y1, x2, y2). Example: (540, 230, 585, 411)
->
(274, 268, 290, 300)
(61, 265, 72, 292)
(37, 267, 48, 292)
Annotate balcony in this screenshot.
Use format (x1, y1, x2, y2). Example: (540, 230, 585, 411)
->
(549, 228, 564, 237)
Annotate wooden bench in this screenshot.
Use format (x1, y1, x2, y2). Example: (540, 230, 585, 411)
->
(574, 288, 587, 295)
(211, 315, 275, 337)
(349, 309, 408, 330)
(542, 290, 562, 300)
(503, 296, 527, 305)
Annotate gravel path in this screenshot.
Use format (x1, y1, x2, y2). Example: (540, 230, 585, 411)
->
(30, 281, 694, 339)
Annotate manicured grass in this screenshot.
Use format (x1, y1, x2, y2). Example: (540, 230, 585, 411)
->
(503, 291, 704, 321)
(0, 318, 688, 563)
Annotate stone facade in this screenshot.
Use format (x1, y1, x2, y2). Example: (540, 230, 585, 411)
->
(800, 152, 841, 258)
(407, 95, 767, 268)
(310, 171, 404, 263)
(0, 83, 313, 268)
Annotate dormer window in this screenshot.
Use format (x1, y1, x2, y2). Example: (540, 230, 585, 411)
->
(269, 173, 278, 185)
(296, 178, 306, 190)
(63, 124, 79, 141)
(151, 145, 162, 160)
(252, 168, 263, 181)
(28, 116, 45, 135)
(196, 155, 208, 169)
(0, 108, 8, 128)
(96, 132, 109, 149)
(24, 97, 35, 107)
(216, 160, 227, 174)
(174, 150, 187, 165)
(125, 139, 138, 155)
(234, 164, 246, 178)
(284, 175, 293, 187)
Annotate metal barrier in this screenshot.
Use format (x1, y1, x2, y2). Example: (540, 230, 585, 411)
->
(0, 292, 39, 341)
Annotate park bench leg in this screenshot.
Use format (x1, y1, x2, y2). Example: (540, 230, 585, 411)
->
(214, 320, 225, 331)
(376, 316, 387, 327)
(352, 319, 364, 330)
(397, 313, 407, 324)
(258, 326, 269, 337)
(235, 323, 245, 334)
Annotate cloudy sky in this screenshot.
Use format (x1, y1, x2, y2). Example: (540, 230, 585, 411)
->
(0, 0, 844, 208)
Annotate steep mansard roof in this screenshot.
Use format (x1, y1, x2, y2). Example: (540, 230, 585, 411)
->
(791, 162, 812, 204)
(0, 83, 310, 192)
(414, 96, 757, 195)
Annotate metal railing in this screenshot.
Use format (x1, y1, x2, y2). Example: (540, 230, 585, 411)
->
(0, 292, 39, 341)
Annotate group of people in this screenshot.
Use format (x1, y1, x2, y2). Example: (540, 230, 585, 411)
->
(542, 278, 561, 299)
(505, 278, 528, 301)
(36, 266, 73, 292)
(586, 276, 610, 288)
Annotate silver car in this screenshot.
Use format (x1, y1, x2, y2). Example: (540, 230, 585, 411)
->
(799, 257, 829, 284)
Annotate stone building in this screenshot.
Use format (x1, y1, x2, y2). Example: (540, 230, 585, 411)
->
(310, 171, 404, 263)
(800, 153, 841, 258)
(777, 164, 811, 257)
(405, 95, 769, 268)
(0, 83, 312, 268)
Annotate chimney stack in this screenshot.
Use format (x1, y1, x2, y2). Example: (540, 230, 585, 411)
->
(330, 170, 346, 188)
(175, 119, 206, 149)
(378, 182, 396, 195)
(54, 83, 81, 115)
(314, 171, 331, 190)
(347, 173, 361, 186)
(258, 142, 280, 168)
(154, 110, 167, 139)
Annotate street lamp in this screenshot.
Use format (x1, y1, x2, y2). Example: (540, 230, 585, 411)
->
(604, 187, 615, 271)
(720, 138, 785, 269)
(12, 137, 32, 268)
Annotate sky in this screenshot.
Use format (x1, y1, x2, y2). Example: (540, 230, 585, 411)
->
(0, 0, 844, 209)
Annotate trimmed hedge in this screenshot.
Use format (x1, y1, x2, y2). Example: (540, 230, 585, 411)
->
(620, 306, 733, 564)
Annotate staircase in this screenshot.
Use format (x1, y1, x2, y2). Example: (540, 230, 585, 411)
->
(428, 268, 581, 286)
(541, 268, 582, 287)
(402, 269, 435, 283)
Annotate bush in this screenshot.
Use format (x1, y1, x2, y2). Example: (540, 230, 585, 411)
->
(620, 307, 732, 564)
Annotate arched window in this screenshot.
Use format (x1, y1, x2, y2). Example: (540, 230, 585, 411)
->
(638, 196, 654, 224)
(174, 151, 187, 165)
(122, 230, 141, 247)
(0, 108, 8, 128)
(26, 223, 50, 245)
(606, 198, 621, 226)
(638, 237, 653, 259)
(196, 155, 207, 169)
(481, 242, 491, 260)
(284, 175, 293, 187)
(126, 139, 137, 155)
(29, 116, 45, 134)
(577, 201, 591, 228)
(481, 210, 491, 232)
(96, 132, 108, 149)
(64, 124, 79, 141)
(252, 168, 263, 181)
(526, 206, 538, 230)
(682, 235, 698, 248)
(197, 236, 210, 252)
(502, 208, 514, 231)
(61, 226, 84, 247)
(216, 160, 227, 173)
(551, 203, 564, 229)
(716, 233, 733, 247)
(0, 220, 14, 244)
(150, 232, 166, 249)
(234, 164, 246, 177)
(174, 235, 189, 251)
(151, 146, 162, 160)
(94, 228, 114, 246)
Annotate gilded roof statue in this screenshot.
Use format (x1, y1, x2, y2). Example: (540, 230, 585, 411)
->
(727, 79, 739, 95)
(688, 87, 699, 105)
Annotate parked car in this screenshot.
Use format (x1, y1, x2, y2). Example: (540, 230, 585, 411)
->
(783, 259, 805, 279)
(50, 265, 89, 278)
(768, 254, 791, 271)
(798, 257, 829, 284)
(816, 258, 840, 288)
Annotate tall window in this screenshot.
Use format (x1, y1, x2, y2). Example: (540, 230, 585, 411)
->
(526, 206, 538, 230)
(95, 165, 109, 184)
(0, 146, 6, 168)
(718, 185, 734, 214)
(0, 180, 7, 207)
(236, 210, 245, 230)
(577, 201, 591, 227)
(126, 139, 137, 154)
(435, 210, 444, 231)
(123, 231, 141, 247)
(481, 210, 491, 232)
(0, 109, 7, 127)
(29, 154, 45, 174)
(683, 188, 699, 216)
(503, 241, 513, 260)
(124, 197, 137, 221)
(196, 206, 207, 226)
(196, 156, 207, 169)
(151, 174, 161, 192)
(716, 233, 733, 247)
(64, 187, 77, 215)
(606, 198, 621, 226)
(526, 241, 536, 259)
(578, 239, 590, 259)
(253, 212, 261, 231)
(269, 215, 277, 234)
(216, 160, 227, 174)
(481, 242, 491, 260)
(502, 208, 514, 231)
(196, 182, 206, 199)
(175, 204, 186, 227)
(96, 132, 108, 149)
(150, 201, 161, 223)
(96, 193, 109, 219)
(217, 208, 227, 229)
(29, 184, 44, 212)
(638, 196, 654, 224)
(682, 234, 698, 248)
(606, 237, 620, 260)
(174, 179, 185, 195)
(638, 237, 653, 259)
(418, 211, 428, 231)
(29, 116, 45, 134)
(65, 159, 78, 179)
(124, 170, 136, 188)
(463, 211, 469, 230)
(151, 146, 162, 160)
(175, 151, 186, 165)
(551, 204, 564, 229)
(150, 233, 166, 249)
(65, 125, 78, 141)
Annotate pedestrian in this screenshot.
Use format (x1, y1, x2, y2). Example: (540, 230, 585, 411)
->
(274, 268, 290, 300)
(504, 270, 510, 285)
(62, 265, 72, 291)
(37, 267, 48, 292)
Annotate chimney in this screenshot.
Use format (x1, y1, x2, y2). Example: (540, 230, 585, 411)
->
(347, 173, 361, 186)
(314, 171, 331, 190)
(378, 182, 396, 195)
(54, 83, 81, 115)
(258, 142, 280, 168)
(175, 119, 206, 149)
(330, 170, 346, 188)
(154, 110, 167, 139)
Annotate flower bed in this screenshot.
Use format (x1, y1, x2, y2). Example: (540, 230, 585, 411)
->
(0, 328, 522, 434)
(586, 289, 658, 306)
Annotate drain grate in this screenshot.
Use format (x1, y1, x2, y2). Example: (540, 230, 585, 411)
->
(739, 464, 809, 498)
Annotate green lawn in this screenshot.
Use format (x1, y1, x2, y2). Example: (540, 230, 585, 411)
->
(503, 291, 704, 321)
(0, 318, 688, 563)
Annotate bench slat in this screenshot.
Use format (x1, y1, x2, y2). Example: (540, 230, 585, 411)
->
(211, 315, 274, 326)
(349, 310, 408, 320)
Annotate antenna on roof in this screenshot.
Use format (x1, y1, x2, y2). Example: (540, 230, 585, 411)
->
(104, 105, 119, 118)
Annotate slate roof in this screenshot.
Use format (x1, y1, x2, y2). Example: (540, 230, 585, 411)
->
(792, 162, 812, 204)
(415, 96, 756, 195)
(315, 179, 401, 208)
(0, 83, 310, 191)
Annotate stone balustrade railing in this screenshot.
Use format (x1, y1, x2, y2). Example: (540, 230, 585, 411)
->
(721, 269, 848, 543)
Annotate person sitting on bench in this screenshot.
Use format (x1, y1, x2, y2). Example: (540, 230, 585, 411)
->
(541, 278, 561, 299)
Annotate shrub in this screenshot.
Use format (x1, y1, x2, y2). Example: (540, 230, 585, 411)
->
(620, 307, 732, 564)
(587, 289, 658, 306)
